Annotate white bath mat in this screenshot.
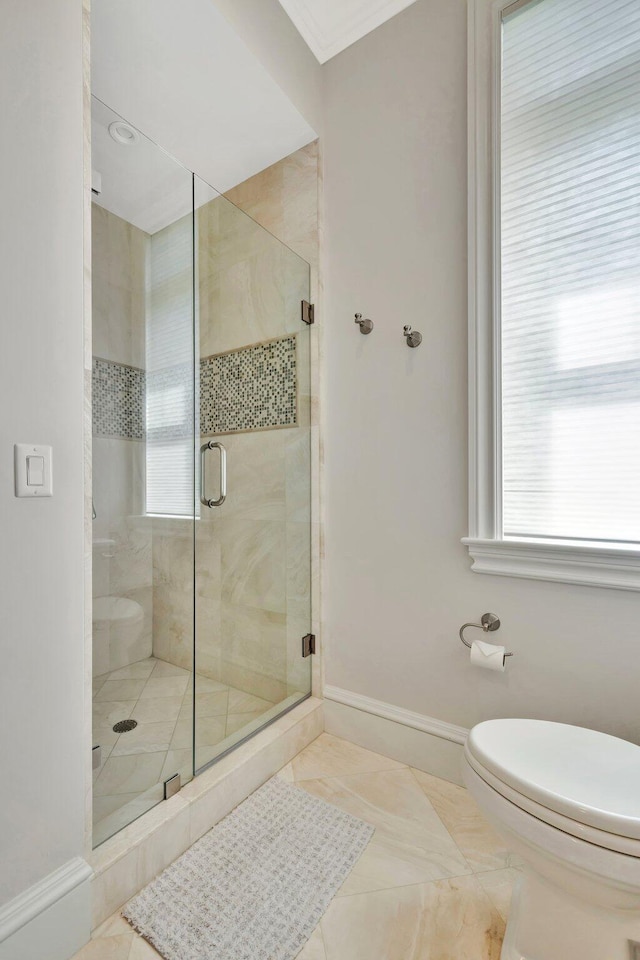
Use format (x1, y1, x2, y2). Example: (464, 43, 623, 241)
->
(123, 775, 374, 960)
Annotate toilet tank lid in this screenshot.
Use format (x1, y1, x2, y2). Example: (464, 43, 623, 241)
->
(466, 719, 640, 840)
(93, 596, 143, 622)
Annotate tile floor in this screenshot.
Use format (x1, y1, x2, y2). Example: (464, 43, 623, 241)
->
(79, 732, 521, 958)
(93, 657, 276, 846)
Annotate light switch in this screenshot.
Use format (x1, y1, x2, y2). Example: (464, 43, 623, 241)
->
(14, 444, 52, 497)
(27, 456, 44, 486)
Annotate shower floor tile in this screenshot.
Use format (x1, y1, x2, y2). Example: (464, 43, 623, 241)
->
(92, 656, 277, 846)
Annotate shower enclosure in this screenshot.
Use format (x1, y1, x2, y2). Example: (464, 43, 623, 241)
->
(91, 98, 313, 846)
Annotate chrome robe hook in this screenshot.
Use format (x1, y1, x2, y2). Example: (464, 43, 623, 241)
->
(403, 325, 422, 347)
(355, 313, 374, 334)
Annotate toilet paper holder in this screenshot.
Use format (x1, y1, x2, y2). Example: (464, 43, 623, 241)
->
(459, 613, 514, 657)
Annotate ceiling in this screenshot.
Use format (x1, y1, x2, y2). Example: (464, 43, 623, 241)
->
(92, 99, 220, 234)
(276, 0, 419, 63)
(91, 0, 316, 231)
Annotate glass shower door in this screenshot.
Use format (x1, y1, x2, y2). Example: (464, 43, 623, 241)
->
(193, 177, 313, 771)
(91, 97, 196, 846)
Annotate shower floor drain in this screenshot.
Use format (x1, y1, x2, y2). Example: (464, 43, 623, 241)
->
(113, 719, 138, 733)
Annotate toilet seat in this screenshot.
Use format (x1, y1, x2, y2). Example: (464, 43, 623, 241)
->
(93, 595, 143, 625)
(465, 719, 640, 851)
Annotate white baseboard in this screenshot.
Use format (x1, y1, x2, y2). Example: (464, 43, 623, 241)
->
(0, 858, 92, 960)
(323, 685, 469, 785)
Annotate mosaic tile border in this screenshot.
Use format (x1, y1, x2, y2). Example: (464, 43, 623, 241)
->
(92, 336, 297, 441)
(92, 357, 145, 440)
(200, 335, 297, 435)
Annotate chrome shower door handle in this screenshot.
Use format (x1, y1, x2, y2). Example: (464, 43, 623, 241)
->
(200, 441, 226, 508)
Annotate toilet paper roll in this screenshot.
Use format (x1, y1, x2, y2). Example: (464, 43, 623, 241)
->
(470, 639, 506, 672)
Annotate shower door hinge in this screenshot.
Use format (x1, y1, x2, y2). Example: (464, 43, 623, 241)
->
(164, 773, 181, 800)
(301, 300, 315, 325)
(302, 633, 316, 657)
(92, 745, 102, 770)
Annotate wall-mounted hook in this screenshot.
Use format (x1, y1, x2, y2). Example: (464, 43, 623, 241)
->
(355, 313, 374, 335)
(403, 325, 422, 348)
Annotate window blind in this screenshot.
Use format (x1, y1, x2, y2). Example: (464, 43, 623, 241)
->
(500, 0, 640, 544)
(145, 212, 195, 517)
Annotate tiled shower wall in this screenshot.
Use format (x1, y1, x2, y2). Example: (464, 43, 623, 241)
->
(91, 204, 153, 666)
(92, 141, 319, 704)
(152, 142, 319, 703)
(223, 142, 321, 700)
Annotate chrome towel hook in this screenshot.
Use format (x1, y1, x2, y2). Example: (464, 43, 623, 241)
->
(403, 325, 422, 347)
(459, 613, 514, 656)
(354, 312, 374, 334)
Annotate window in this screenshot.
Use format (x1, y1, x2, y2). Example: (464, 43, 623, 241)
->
(145, 213, 196, 517)
(466, 0, 640, 589)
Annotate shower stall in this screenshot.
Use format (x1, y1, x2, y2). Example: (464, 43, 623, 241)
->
(91, 98, 313, 846)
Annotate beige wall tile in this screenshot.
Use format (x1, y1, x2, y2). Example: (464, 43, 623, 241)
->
(215, 430, 287, 522)
(219, 517, 286, 613)
(92, 205, 147, 367)
(136, 802, 191, 887)
(91, 849, 140, 929)
(285, 429, 312, 523)
(224, 141, 319, 269)
(216, 659, 287, 704)
(191, 140, 319, 714)
(151, 585, 194, 670)
(221, 602, 287, 683)
(194, 597, 223, 682)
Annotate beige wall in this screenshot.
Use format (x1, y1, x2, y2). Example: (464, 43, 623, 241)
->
(152, 143, 320, 704)
(225, 143, 323, 701)
(91, 205, 153, 668)
(0, 0, 86, 907)
(322, 0, 640, 742)
(213, 0, 323, 136)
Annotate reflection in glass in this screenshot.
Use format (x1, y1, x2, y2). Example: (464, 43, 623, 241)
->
(90, 99, 313, 845)
(91, 97, 195, 846)
(193, 177, 312, 772)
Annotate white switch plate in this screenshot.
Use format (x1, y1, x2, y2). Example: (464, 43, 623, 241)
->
(14, 443, 52, 497)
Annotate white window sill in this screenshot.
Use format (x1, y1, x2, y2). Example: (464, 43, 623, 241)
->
(462, 538, 640, 591)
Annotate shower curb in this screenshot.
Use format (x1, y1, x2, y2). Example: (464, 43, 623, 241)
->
(88, 697, 324, 932)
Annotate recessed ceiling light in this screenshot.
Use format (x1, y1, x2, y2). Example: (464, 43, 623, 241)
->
(108, 120, 138, 146)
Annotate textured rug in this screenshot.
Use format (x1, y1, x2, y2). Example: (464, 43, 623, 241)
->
(123, 775, 374, 960)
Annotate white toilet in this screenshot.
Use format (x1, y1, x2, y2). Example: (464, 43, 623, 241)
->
(92, 595, 145, 676)
(463, 719, 640, 960)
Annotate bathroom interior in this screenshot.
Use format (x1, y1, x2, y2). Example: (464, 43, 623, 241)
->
(3, 0, 640, 958)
